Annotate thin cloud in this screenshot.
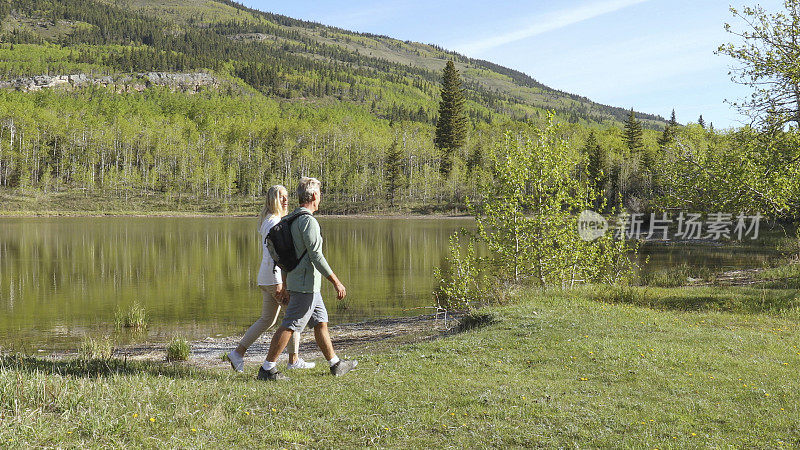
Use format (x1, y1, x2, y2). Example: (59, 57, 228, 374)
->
(454, 0, 651, 55)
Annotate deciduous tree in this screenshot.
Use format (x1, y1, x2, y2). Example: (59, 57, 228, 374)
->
(717, 1, 800, 129)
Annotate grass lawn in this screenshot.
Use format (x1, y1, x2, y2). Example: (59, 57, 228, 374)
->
(2, 286, 800, 447)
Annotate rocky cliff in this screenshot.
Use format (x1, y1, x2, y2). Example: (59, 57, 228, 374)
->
(0, 72, 224, 93)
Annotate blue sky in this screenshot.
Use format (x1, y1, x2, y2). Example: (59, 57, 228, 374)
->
(241, 1, 785, 129)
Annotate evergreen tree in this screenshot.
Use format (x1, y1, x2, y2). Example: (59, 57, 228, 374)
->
(385, 139, 404, 207)
(657, 124, 674, 147)
(658, 108, 678, 147)
(623, 109, 644, 155)
(698, 115, 706, 129)
(583, 131, 605, 204)
(434, 60, 467, 177)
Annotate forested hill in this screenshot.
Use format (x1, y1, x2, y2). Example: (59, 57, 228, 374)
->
(0, 0, 665, 128)
(0, 0, 682, 214)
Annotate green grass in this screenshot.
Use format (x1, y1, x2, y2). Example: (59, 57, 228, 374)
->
(640, 263, 718, 287)
(114, 302, 148, 330)
(586, 284, 800, 316)
(755, 261, 800, 289)
(2, 286, 800, 447)
(165, 337, 190, 362)
(77, 336, 114, 360)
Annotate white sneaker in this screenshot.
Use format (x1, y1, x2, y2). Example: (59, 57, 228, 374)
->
(287, 358, 316, 370)
(227, 350, 244, 373)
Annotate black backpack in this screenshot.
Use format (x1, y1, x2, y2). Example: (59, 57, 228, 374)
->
(265, 211, 311, 273)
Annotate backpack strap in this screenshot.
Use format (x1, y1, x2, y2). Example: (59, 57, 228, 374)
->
(266, 210, 311, 274)
(263, 210, 311, 246)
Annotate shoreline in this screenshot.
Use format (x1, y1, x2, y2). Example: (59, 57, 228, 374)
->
(0, 210, 475, 219)
(41, 313, 455, 370)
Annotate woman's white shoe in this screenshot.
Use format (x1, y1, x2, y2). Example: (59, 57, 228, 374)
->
(287, 358, 316, 370)
(227, 350, 244, 372)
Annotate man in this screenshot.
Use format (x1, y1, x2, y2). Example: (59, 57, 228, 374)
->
(258, 176, 358, 380)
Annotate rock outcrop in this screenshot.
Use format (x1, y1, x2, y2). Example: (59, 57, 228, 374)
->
(0, 72, 224, 93)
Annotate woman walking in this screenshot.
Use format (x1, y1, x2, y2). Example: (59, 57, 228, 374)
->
(227, 185, 314, 372)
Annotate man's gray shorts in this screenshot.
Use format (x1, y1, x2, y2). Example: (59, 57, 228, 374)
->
(281, 291, 329, 331)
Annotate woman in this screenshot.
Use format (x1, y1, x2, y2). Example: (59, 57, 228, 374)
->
(227, 185, 314, 372)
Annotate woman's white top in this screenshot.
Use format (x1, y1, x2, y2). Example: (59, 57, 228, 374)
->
(257, 216, 282, 286)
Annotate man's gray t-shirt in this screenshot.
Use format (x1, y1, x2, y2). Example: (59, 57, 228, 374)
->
(285, 207, 333, 293)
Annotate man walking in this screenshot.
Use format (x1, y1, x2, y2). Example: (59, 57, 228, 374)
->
(258, 177, 357, 380)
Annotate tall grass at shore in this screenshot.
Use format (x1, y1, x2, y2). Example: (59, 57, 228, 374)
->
(166, 337, 191, 362)
(77, 336, 114, 360)
(114, 302, 148, 330)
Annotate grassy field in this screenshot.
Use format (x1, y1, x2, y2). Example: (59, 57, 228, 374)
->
(2, 283, 800, 448)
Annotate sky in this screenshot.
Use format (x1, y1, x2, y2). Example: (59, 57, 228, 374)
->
(240, 0, 786, 129)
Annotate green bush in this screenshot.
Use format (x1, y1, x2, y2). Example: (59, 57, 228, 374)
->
(434, 233, 484, 312)
(434, 117, 637, 314)
(114, 302, 147, 329)
(166, 337, 190, 362)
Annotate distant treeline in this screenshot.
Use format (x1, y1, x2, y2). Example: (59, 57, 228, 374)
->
(3, 85, 795, 220)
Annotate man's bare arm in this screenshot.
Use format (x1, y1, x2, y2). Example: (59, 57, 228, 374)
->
(326, 273, 346, 300)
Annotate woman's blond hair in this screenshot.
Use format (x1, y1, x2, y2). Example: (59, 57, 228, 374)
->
(259, 185, 288, 226)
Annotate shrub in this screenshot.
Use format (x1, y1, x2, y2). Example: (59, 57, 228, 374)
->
(166, 337, 190, 362)
(433, 233, 484, 312)
(435, 115, 637, 313)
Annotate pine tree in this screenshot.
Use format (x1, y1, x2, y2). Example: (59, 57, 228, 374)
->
(698, 114, 706, 129)
(385, 139, 404, 207)
(623, 109, 644, 154)
(657, 108, 678, 148)
(583, 131, 605, 203)
(434, 60, 467, 177)
(657, 124, 674, 147)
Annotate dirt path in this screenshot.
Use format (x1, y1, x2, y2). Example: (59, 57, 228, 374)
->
(105, 314, 456, 370)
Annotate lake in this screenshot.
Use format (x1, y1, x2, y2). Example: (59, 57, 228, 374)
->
(0, 216, 789, 351)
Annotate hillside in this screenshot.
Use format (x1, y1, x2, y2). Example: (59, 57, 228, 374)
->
(0, 0, 666, 128)
(0, 0, 680, 214)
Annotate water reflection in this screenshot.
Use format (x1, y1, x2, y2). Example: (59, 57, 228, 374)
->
(0, 217, 787, 350)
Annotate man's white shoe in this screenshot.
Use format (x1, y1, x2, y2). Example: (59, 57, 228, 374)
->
(227, 350, 244, 373)
(287, 358, 316, 370)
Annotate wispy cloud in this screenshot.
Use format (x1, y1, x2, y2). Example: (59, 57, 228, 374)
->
(453, 0, 651, 55)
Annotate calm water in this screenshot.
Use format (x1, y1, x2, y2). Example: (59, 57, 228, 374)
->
(0, 217, 789, 350)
